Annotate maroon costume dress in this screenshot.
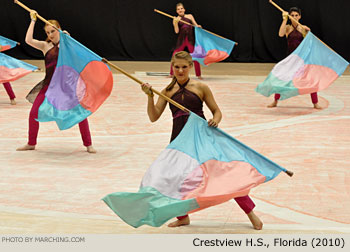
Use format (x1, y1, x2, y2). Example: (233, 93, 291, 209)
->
(25, 43, 92, 146)
(274, 25, 318, 103)
(170, 16, 201, 77)
(169, 79, 255, 220)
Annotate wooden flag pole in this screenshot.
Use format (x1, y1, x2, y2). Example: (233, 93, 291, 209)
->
(101, 59, 189, 113)
(154, 9, 237, 44)
(14, 0, 60, 30)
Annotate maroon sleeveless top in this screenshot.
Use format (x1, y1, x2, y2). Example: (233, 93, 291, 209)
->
(26, 43, 59, 103)
(169, 79, 205, 142)
(176, 16, 195, 49)
(287, 26, 303, 54)
(42, 43, 59, 86)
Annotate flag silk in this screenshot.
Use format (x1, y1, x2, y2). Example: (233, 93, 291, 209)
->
(103, 113, 286, 228)
(190, 27, 235, 66)
(0, 53, 37, 83)
(37, 31, 113, 130)
(0, 35, 18, 52)
(256, 32, 349, 100)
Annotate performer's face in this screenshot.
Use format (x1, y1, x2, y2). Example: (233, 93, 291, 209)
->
(172, 59, 192, 82)
(45, 26, 60, 44)
(289, 11, 301, 22)
(176, 5, 185, 16)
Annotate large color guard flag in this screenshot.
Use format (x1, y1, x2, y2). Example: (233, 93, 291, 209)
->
(0, 35, 18, 52)
(37, 31, 113, 130)
(103, 113, 286, 228)
(0, 52, 37, 82)
(256, 32, 349, 100)
(190, 27, 235, 66)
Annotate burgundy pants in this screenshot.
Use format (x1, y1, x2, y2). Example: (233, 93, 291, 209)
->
(274, 92, 318, 104)
(170, 37, 201, 77)
(177, 195, 255, 220)
(2, 82, 16, 100)
(28, 85, 92, 146)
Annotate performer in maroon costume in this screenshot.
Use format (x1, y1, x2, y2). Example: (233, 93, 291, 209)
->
(142, 51, 263, 230)
(17, 11, 96, 153)
(170, 3, 201, 78)
(268, 7, 321, 109)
